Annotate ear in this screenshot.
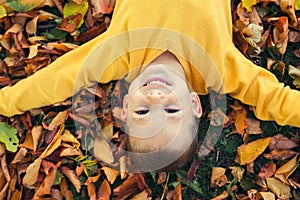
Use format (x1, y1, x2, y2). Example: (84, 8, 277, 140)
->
(121, 94, 129, 121)
(190, 92, 202, 118)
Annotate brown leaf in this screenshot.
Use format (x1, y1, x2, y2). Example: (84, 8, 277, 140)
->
(157, 172, 167, 185)
(84, 171, 101, 185)
(211, 190, 229, 200)
(259, 192, 275, 200)
(269, 134, 298, 151)
(60, 166, 81, 193)
(97, 179, 111, 200)
(11, 147, 28, 164)
(263, 149, 297, 160)
(275, 154, 298, 177)
(280, 0, 298, 26)
(87, 183, 97, 200)
(60, 177, 74, 200)
(246, 118, 262, 134)
(113, 174, 138, 197)
(208, 108, 230, 127)
(34, 167, 57, 198)
(258, 162, 276, 179)
(272, 17, 289, 54)
(131, 189, 152, 200)
(48, 110, 69, 131)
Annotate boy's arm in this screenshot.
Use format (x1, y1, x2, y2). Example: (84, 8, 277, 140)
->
(224, 45, 300, 127)
(0, 33, 109, 117)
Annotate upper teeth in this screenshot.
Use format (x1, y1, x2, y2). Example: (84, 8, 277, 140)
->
(146, 80, 167, 86)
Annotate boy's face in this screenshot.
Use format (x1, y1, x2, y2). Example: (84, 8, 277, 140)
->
(121, 63, 202, 170)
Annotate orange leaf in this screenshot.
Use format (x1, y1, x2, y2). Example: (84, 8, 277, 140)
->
(60, 177, 74, 200)
(173, 178, 182, 200)
(34, 167, 57, 198)
(101, 166, 120, 184)
(211, 190, 229, 200)
(87, 183, 97, 200)
(230, 101, 247, 135)
(23, 157, 43, 187)
(97, 179, 111, 200)
(235, 137, 271, 165)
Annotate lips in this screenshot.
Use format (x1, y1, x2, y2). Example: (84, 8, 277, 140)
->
(143, 78, 171, 88)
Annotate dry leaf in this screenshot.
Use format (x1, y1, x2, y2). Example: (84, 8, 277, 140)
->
(48, 110, 68, 131)
(272, 17, 289, 54)
(60, 166, 81, 193)
(246, 118, 262, 134)
(22, 157, 43, 187)
(235, 137, 271, 165)
(101, 166, 120, 184)
(230, 166, 245, 182)
(60, 177, 74, 200)
(258, 162, 276, 179)
(94, 137, 114, 164)
(97, 179, 111, 200)
(275, 154, 299, 178)
(280, 0, 298, 25)
(230, 101, 247, 135)
(131, 189, 152, 200)
(210, 167, 229, 188)
(263, 149, 297, 160)
(173, 178, 182, 200)
(288, 65, 300, 88)
(266, 177, 292, 199)
(157, 172, 167, 185)
(211, 190, 229, 200)
(259, 192, 275, 200)
(269, 134, 298, 151)
(61, 129, 80, 149)
(34, 167, 57, 198)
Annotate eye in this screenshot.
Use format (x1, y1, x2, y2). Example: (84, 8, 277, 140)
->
(135, 109, 149, 115)
(165, 109, 179, 113)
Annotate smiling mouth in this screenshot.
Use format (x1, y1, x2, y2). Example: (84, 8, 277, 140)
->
(143, 78, 172, 88)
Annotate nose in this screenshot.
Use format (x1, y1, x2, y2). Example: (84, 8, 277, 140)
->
(147, 90, 165, 102)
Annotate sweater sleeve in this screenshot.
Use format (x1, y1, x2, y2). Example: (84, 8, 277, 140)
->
(0, 32, 110, 117)
(224, 45, 300, 127)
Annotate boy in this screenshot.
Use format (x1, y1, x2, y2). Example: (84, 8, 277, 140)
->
(0, 0, 299, 170)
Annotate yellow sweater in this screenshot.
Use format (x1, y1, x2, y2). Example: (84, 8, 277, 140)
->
(0, 0, 299, 127)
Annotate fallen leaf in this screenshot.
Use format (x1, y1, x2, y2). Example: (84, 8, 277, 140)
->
(63, 0, 88, 28)
(94, 137, 114, 164)
(273, 17, 289, 54)
(48, 110, 69, 131)
(113, 174, 138, 198)
(266, 177, 292, 199)
(235, 137, 271, 165)
(288, 65, 300, 88)
(173, 178, 182, 200)
(258, 162, 276, 179)
(269, 134, 298, 151)
(241, 0, 257, 12)
(131, 189, 152, 200)
(60, 177, 74, 200)
(0, 122, 18, 152)
(230, 101, 247, 135)
(60, 166, 81, 193)
(97, 179, 111, 200)
(245, 118, 262, 134)
(211, 190, 230, 200)
(6, 0, 44, 12)
(259, 192, 275, 200)
(230, 166, 245, 182)
(22, 157, 43, 187)
(275, 154, 299, 178)
(263, 149, 297, 160)
(280, 0, 298, 25)
(34, 167, 57, 198)
(210, 167, 229, 188)
(157, 172, 167, 185)
(208, 108, 230, 126)
(101, 166, 120, 184)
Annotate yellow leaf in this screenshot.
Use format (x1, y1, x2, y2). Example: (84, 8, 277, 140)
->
(63, 0, 88, 28)
(266, 178, 292, 199)
(235, 137, 271, 165)
(275, 154, 299, 178)
(241, 0, 257, 12)
(61, 129, 80, 149)
(296, 0, 300, 10)
(0, 5, 7, 18)
(32, 126, 43, 151)
(5, 0, 43, 12)
(48, 110, 68, 131)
